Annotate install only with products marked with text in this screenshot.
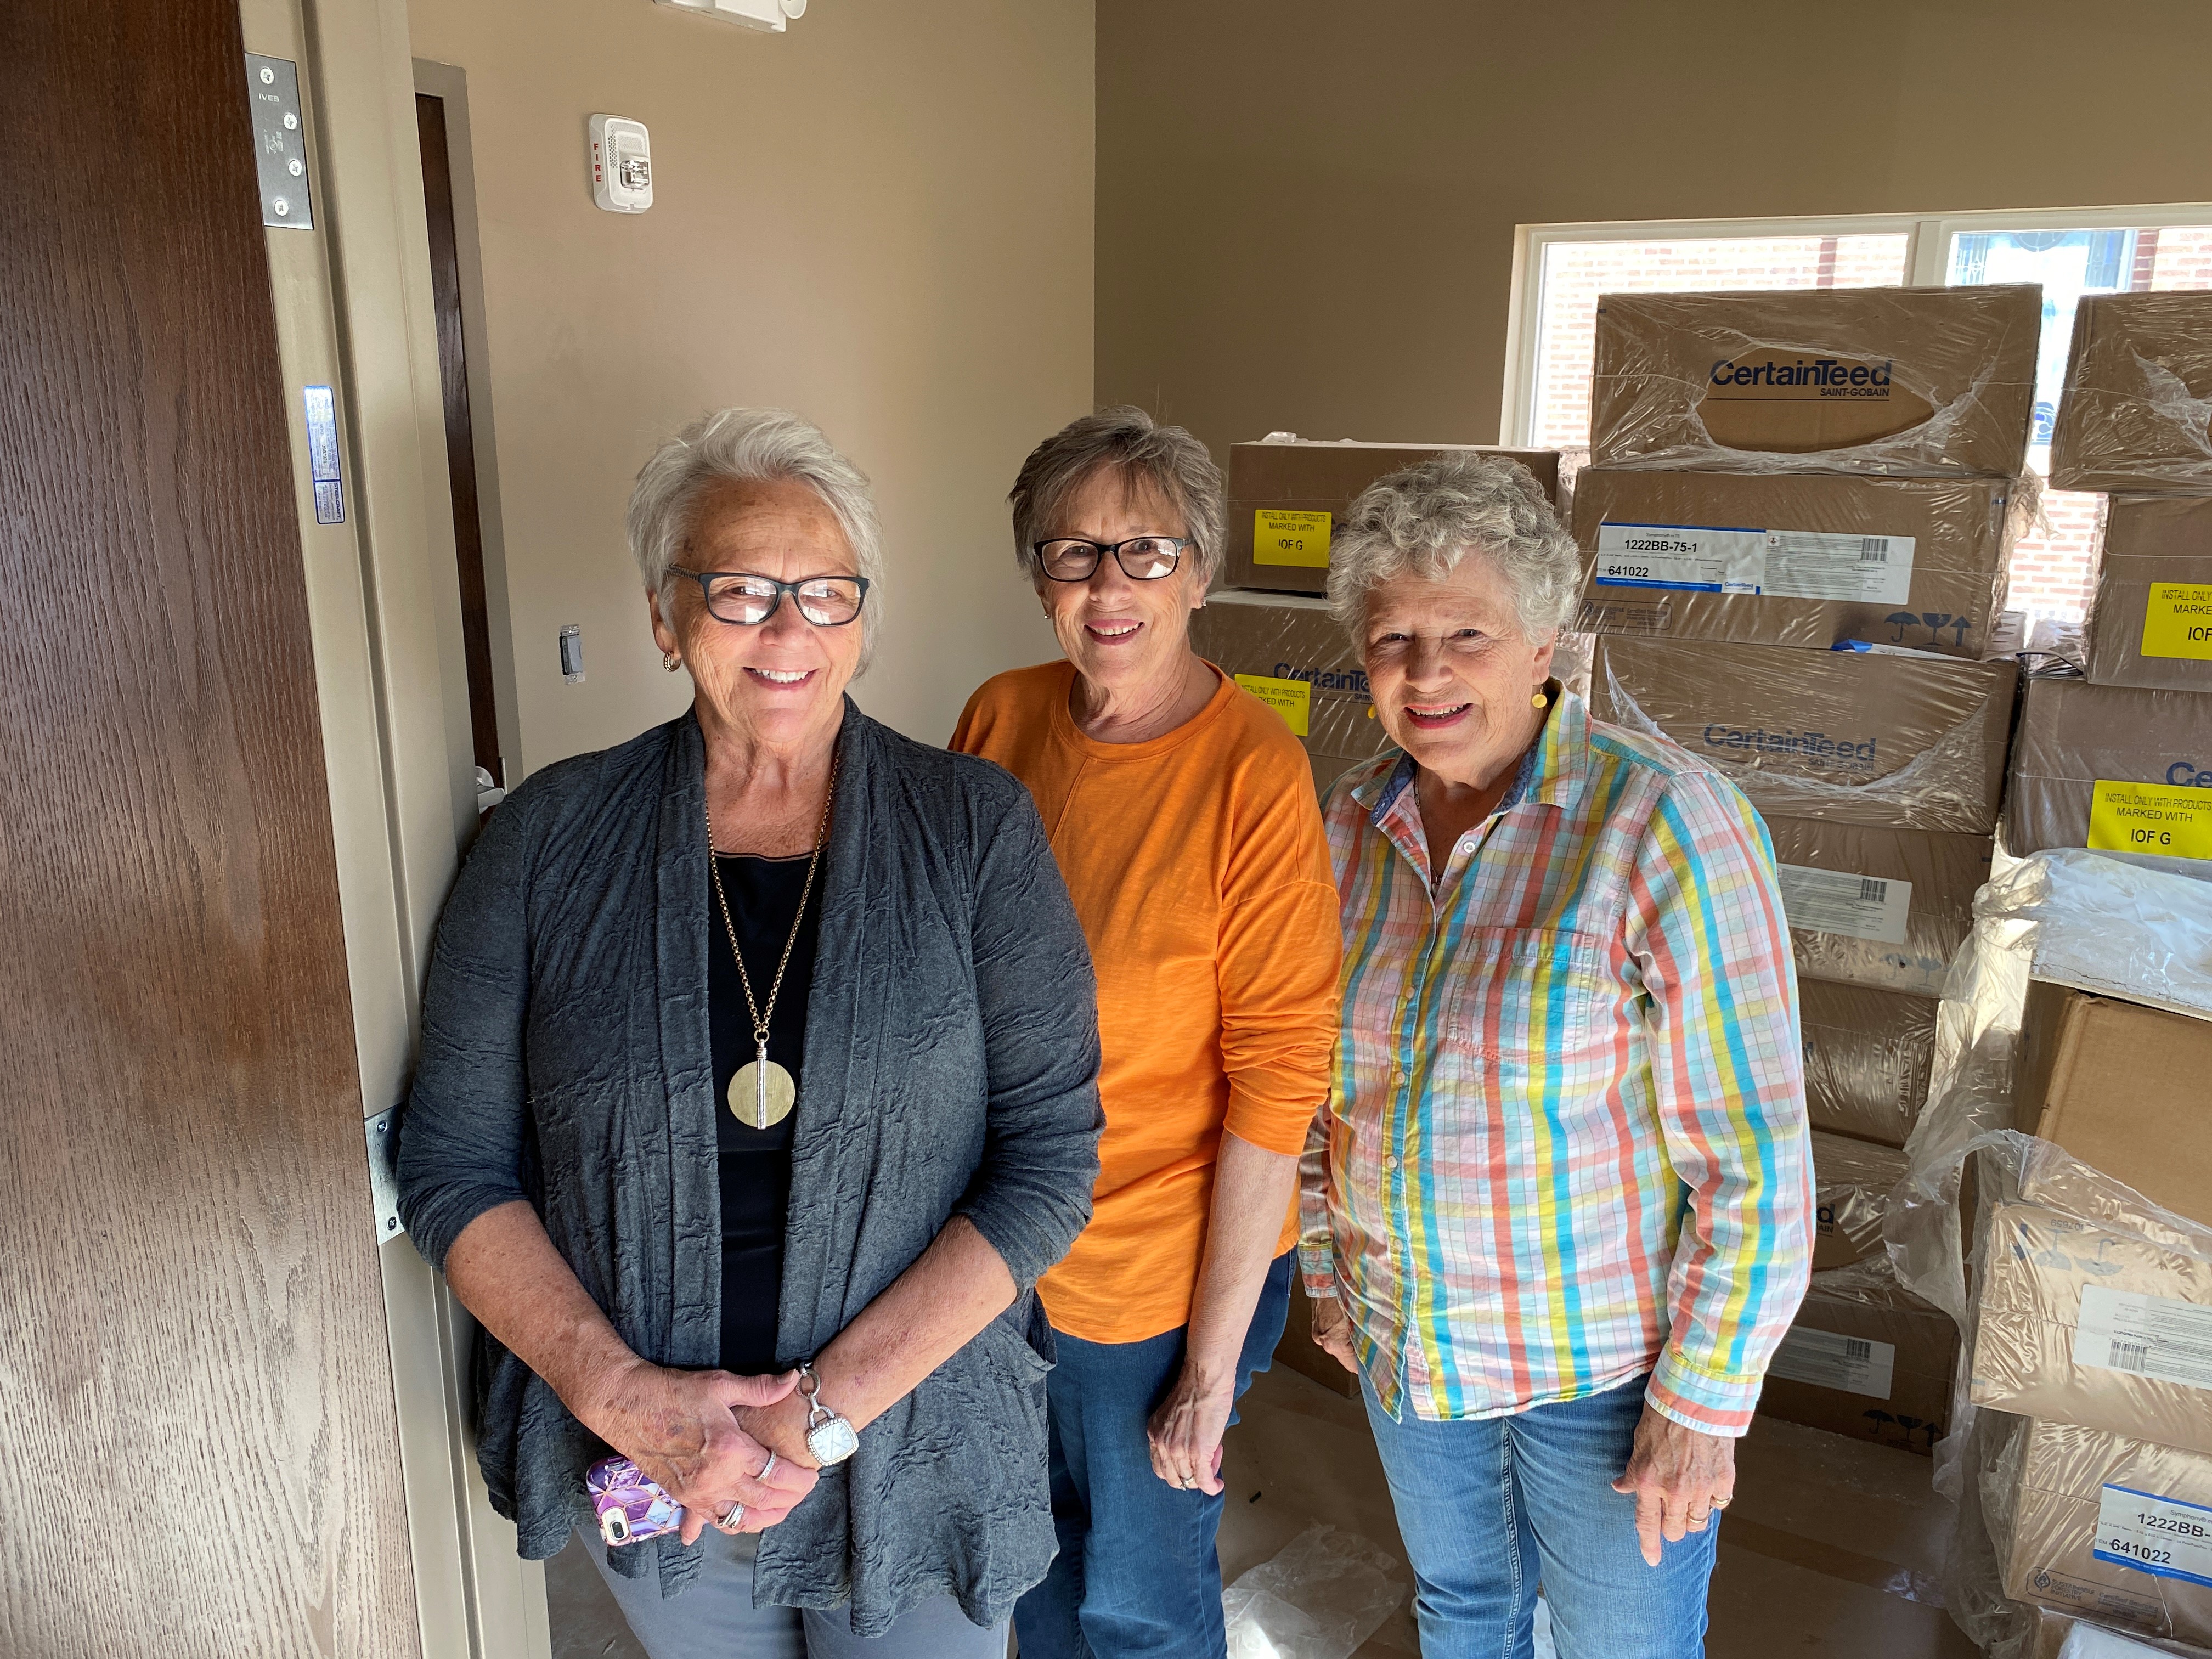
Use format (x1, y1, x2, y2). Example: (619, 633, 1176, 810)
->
(1233, 674, 1311, 737)
(1593, 522, 1915, 603)
(1252, 510, 1332, 568)
(2141, 583, 2212, 660)
(2095, 1485, 2212, 1588)
(2086, 780, 2212, 861)
(2073, 1285, 2212, 1390)
(1776, 864, 1912, 945)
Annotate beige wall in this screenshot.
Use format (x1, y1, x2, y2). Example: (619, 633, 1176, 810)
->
(1096, 0, 2212, 458)
(409, 0, 1092, 772)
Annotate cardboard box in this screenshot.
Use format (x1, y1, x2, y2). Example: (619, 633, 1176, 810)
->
(1589, 635, 2019, 835)
(2015, 983, 2212, 1232)
(1188, 589, 1395, 794)
(1758, 1262, 1957, 1452)
(2002, 1418, 2212, 1649)
(1273, 1278, 1359, 1400)
(1801, 979, 1938, 1147)
(1590, 284, 2041, 478)
(2087, 497, 2212, 694)
(1765, 816, 1992, 997)
(1225, 439, 1562, 595)
(2052, 292, 2212, 494)
(1813, 1131, 1910, 1272)
(2005, 676, 2212, 859)
(1971, 1200, 2212, 1459)
(1573, 467, 2023, 658)
(1708, 1415, 1983, 1658)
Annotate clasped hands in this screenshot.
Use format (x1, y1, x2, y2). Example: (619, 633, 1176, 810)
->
(579, 1359, 825, 1545)
(1308, 1287, 1734, 1566)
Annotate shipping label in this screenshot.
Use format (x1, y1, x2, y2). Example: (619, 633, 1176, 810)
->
(1593, 523, 1914, 603)
(2140, 583, 2212, 661)
(1776, 864, 1913, 945)
(2073, 1285, 2212, 1391)
(1234, 674, 1311, 737)
(2095, 1485, 2212, 1588)
(1253, 510, 1331, 568)
(1767, 1325, 1895, 1398)
(2086, 780, 2212, 862)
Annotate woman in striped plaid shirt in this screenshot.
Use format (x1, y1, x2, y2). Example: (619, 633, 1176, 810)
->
(1299, 453, 1813, 1659)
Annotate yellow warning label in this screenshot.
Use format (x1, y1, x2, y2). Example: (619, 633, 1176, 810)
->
(1253, 509, 1331, 568)
(2138, 583, 2212, 660)
(1235, 673, 1311, 737)
(2087, 778, 2212, 861)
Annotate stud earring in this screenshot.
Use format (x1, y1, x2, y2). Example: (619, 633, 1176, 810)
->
(662, 651, 681, 673)
(1531, 688, 1549, 709)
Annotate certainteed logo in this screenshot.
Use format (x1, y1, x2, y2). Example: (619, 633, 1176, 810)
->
(1699, 724, 1878, 771)
(1707, 353, 1895, 402)
(1274, 661, 1370, 695)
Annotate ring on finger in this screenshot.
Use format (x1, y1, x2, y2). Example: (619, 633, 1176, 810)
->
(718, 1500, 746, 1532)
(758, 1450, 778, 1482)
(1709, 1497, 1731, 1511)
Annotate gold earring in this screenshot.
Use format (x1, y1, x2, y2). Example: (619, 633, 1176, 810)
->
(662, 651, 681, 673)
(1531, 688, 1549, 709)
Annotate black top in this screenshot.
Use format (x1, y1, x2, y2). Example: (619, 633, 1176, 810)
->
(709, 850, 822, 1376)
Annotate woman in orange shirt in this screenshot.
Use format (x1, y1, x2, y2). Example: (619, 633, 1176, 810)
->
(952, 408, 1340, 1659)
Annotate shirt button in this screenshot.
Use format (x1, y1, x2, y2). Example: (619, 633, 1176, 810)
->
(1383, 1154, 1400, 1172)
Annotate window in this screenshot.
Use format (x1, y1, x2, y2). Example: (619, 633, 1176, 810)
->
(1507, 208, 2212, 627)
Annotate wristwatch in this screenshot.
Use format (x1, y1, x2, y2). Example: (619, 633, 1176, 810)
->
(798, 1361, 859, 1466)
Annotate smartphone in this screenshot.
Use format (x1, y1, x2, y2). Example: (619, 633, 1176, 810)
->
(586, 1454, 684, 1548)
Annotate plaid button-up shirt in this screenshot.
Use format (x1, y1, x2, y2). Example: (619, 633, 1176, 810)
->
(1299, 689, 1812, 1434)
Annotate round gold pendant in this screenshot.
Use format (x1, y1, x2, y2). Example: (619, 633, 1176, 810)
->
(728, 1059, 796, 1130)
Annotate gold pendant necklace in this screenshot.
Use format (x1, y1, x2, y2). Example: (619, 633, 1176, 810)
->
(706, 751, 840, 1131)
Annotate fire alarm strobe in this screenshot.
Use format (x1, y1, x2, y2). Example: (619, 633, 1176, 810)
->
(589, 115, 652, 213)
(653, 0, 807, 32)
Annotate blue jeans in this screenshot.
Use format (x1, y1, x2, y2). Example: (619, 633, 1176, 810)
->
(1014, 1251, 1296, 1659)
(1362, 1372, 1717, 1659)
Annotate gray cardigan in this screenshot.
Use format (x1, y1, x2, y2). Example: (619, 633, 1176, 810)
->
(397, 703, 1103, 1632)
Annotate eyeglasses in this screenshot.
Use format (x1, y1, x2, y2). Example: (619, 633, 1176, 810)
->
(1032, 536, 1190, 583)
(671, 568, 871, 627)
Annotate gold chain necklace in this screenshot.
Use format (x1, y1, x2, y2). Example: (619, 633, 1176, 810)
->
(704, 751, 840, 1129)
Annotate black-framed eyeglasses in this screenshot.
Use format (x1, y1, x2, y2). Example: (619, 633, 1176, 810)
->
(1032, 536, 1190, 583)
(671, 567, 871, 627)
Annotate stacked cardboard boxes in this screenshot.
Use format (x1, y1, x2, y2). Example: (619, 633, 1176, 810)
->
(1579, 285, 2046, 1452)
(2011, 293, 2212, 876)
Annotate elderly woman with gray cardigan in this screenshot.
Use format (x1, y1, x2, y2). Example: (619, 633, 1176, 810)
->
(398, 407, 1104, 1659)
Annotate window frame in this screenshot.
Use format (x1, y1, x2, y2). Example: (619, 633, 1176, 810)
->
(1501, 202, 2212, 447)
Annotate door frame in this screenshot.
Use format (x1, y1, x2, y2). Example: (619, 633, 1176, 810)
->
(240, 0, 549, 1652)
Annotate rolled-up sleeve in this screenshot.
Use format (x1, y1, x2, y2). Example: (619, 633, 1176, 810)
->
(955, 793, 1105, 1292)
(396, 791, 536, 1273)
(1625, 772, 1814, 1436)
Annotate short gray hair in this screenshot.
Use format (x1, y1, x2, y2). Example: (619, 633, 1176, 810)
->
(1008, 407, 1225, 588)
(626, 408, 886, 662)
(1325, 453, 1578, 642)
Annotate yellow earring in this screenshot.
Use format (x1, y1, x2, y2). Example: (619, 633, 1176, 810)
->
(1531, 688, 1549, 709)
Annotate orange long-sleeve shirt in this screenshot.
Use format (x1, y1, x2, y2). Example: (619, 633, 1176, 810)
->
(951, 661, 1340, 1342)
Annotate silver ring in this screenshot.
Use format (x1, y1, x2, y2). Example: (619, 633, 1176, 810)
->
(719, 1500, 746, 1531)
(1708, 1498, 1730, 1511)
(759, 1450, 778, 1482)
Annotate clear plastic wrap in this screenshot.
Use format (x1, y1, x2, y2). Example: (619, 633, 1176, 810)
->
(2008, 675, 2212, 860)
(2084, 496, 2212, 695)
(1989, 1416, 2212, 1649)
(1588, 285, 2042, 477)
(1814, 1130, 1911, 1270)
(1227, 438, 1565, 596)
(1766, 816, 1993, 997)
(1188, 590, 1396, 794)
(1760, 1252, 1959, 1451)
(1572, 466, 2027, 660)
(1590, 635, 2019, 834)
(1220, 1524, 1405, 1659)
(2051, 294, 2212, 494)
(1800, 980, 1938, 1148)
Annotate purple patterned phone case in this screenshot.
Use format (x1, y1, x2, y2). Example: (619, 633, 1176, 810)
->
(587, 1455, 684, 1548)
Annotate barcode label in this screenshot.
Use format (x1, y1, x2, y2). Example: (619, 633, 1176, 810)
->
(2095, 1484, 2212, 1588)
(2074, 1286, 2212, 1391)
(1776, 863, 1913, 946)
(1768, 1324, 1896, 1398)
(1860, 539, 1890, 562)
(1765, 528, 1916, 603)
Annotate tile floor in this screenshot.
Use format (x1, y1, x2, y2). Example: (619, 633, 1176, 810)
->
(548, 1362, 1972, 1658)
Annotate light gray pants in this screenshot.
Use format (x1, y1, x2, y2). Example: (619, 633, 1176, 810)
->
(580, 1527, 1010, 1659)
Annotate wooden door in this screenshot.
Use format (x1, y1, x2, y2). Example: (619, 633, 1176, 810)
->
(0, 2, 422, 1654)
